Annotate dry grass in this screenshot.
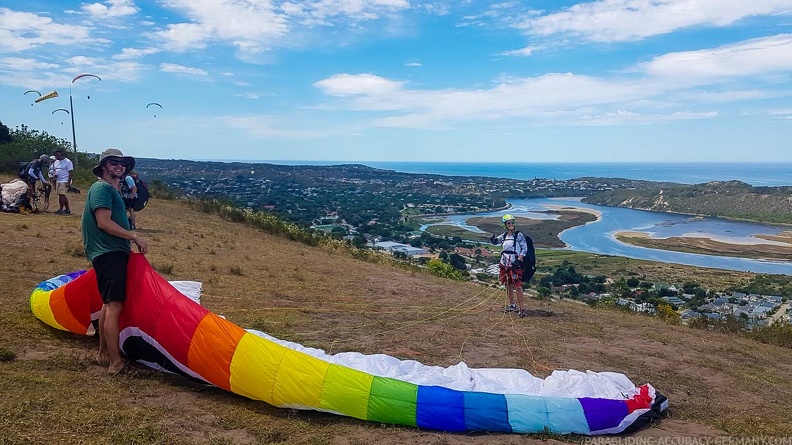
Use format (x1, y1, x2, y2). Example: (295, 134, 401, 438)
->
(2, 175, 792, 444)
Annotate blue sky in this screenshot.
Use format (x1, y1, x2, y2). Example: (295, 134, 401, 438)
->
(2, 0, 792, 163)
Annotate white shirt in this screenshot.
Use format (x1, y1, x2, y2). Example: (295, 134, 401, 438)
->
(52, 158, 74, 184)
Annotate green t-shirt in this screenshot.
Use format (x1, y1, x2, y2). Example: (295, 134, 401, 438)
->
(81, 181, 131, 261)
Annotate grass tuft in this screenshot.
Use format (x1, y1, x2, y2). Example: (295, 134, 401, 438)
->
(0, 347, 16, 362)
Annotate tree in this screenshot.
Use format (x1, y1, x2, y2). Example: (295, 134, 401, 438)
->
(351, 235, 367, 248)
(448, 253, 466, 271)
(626, 277, 640, 287)
(0, 120, 11, 144)
(537, 287, 552, 298)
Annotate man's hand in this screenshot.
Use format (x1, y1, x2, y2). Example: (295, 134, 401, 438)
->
(133, 235, 148, 254)
(512, 259, 523, 270)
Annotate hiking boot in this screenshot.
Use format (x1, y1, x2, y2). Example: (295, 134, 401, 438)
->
(54, 209, 64, 214)
(504, 304, 517, 313)
(63, 209, 71, 215)
(518, 308, 527, 318)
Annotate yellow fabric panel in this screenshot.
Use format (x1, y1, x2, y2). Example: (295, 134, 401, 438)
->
(319, 364, 374, 420)
(29, 289, 65, 331)
(229, 333, 287, 404)
(272, 348, 330, 408)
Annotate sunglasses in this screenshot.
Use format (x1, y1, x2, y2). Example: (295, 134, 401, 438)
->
(105, 159, 127, 167)
(505, 221, 515, 225)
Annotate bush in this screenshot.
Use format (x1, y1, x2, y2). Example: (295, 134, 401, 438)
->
(426, 259, 466, 280)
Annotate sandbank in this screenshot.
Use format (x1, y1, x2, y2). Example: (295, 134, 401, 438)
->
(545, 204, 602, 222)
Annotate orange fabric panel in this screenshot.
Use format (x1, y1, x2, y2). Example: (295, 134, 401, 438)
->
(49, 287, 90, 334)
(187, 313, 247, 390)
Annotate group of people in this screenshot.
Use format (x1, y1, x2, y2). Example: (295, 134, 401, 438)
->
(21, 150, 74, 214)
(21, 151, 139, 227)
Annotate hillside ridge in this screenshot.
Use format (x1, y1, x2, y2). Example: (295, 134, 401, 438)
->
(2, 186, 791, 443)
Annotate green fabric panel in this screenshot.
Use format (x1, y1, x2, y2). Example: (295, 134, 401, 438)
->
(367, 376, 418, 426)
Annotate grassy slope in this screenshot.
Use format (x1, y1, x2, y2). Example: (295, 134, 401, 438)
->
(1, 180, 791, 444)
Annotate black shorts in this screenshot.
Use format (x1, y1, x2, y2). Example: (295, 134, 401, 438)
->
(92, 251, 130, 304)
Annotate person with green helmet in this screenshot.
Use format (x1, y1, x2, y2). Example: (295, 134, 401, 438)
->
(490, 214, 531, 317)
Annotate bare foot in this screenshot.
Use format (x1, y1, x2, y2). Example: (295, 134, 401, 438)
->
(107, 361, 126, 374)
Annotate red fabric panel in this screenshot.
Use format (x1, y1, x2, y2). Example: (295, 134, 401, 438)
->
(122, 254, 209, 366)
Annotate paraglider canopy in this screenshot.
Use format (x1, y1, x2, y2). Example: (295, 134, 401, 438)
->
(24, 90, 41, 106)
(72, 73, 101, 99)
(52, 108, 70, 124)
(146, 102, 162, 117)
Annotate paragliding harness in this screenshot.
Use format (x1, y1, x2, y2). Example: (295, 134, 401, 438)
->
(500, 230, 537, 282)
(121, 176, 150, 212)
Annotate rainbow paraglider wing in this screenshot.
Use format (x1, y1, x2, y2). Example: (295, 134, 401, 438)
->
(30, 254, 667, 435)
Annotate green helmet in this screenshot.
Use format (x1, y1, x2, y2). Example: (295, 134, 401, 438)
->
(501, 214, 515, 225)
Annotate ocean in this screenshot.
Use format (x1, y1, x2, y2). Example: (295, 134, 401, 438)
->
(260, 161, 792, 187)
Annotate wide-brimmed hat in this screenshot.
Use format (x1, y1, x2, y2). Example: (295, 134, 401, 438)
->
(92, 148, 135, 177)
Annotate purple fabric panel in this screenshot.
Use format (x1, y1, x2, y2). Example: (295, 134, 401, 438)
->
(578, 398, 628, 432)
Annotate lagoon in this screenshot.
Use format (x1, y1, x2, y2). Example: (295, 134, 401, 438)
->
(425, 198, 792, 275)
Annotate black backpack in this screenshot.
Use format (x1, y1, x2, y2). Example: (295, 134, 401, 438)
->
(122, 176, 150, 212)
(18, 161, 32, 181)
(500, 230, 537, 280)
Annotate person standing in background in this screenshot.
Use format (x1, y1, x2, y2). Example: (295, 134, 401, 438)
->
(52, 149, 73, 215)
(490, 214, 530, 317)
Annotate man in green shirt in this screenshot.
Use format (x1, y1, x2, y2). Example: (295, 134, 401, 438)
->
(81, 148, 148, 374)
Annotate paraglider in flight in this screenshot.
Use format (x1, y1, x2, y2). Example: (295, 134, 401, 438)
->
(24, 90, 41, 106)
(30, 254, 668, 435)
(146, 102, 162, 117)
(34, 90, 58, 103)
(52, 108, 70, 125)
(72, 73, 101, 99)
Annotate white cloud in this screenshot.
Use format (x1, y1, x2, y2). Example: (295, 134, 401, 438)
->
(113, 47, 160, 59)
(154, 0, 289, 53)
(81, 0, 139, 18)
(499, 45, 536, 57)
(311, 34, 792, 129)
(284, 0, 410, 21)
(155, 22, 208, 51)
(314, 73, 404, 96)
(405, 62, 422, 67)
(160, 62, 209, 76)
(516, 0, 792, 42)
(0, 57, 59, 71)
(0, 7, 92, 51)
(637, 34, 792, 80)
(575, 110, 718, 126)
(63, 57, 146, 82)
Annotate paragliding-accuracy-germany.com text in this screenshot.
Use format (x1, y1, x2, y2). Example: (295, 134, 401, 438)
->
(584, 438, 792, 445)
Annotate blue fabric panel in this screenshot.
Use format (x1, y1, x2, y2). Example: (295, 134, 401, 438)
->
(506, 394, 590, 435)
(462, 391, 511, 432)
(416, 385, 466, 431)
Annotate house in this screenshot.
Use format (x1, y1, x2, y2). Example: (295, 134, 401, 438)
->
(373, 241, 427, 257)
